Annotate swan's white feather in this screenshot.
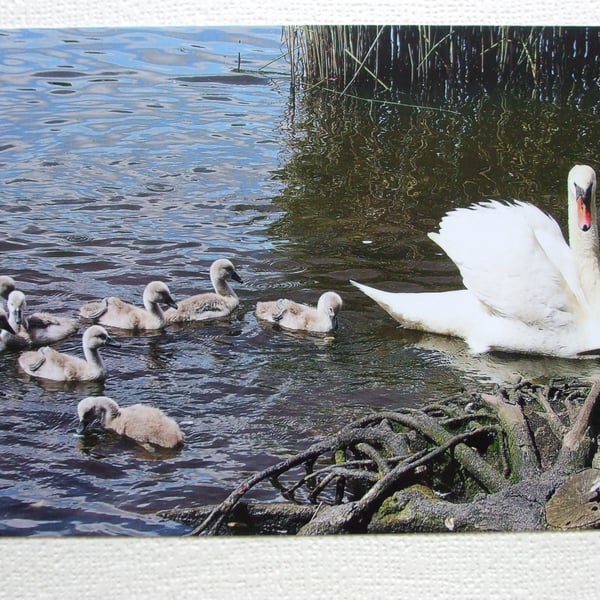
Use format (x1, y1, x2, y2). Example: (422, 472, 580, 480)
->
(352, 165, 599, 358)
(429, 200, 587, 326)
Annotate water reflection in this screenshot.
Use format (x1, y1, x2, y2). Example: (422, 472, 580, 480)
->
(271, 87, 600, 386)
(277, 90, 600, 253)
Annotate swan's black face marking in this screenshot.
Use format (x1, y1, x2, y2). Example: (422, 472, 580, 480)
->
(575, 182, 593, 232)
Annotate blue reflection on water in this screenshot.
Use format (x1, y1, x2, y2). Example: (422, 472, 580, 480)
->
(0, 27, 299, 536)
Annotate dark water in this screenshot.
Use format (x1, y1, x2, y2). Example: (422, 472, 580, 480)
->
(1, 28, 600, 536)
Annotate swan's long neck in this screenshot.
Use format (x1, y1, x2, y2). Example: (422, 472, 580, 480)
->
(568, 173, 600, 306)
(143, 294, 165, 319)
(83, 344, 106, 374)
(8, 296, 28, 331)
(7, 308, 19, 331)
(212, 272, 237, 298)
(98, 398, 120, 427)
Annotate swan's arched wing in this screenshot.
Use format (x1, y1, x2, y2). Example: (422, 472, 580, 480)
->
(428, 201, 586, 327)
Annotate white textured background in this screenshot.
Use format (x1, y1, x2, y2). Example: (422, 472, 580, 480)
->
(3, 0, 600, 26)
(2, 1, 600, 598)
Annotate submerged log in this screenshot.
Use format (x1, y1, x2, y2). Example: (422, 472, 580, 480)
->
(164, 502, 317, 535)
(159, 379, 600, 535)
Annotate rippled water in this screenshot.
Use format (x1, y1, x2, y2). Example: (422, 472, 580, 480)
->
(1, 27, 599, 536)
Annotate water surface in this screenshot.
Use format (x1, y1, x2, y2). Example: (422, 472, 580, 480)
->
(1, 27, 599, 535)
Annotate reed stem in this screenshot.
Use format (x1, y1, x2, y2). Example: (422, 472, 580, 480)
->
(284, 25, 599, 101)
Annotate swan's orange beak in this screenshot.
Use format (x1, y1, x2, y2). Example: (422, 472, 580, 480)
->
(577, 193, 592, 231)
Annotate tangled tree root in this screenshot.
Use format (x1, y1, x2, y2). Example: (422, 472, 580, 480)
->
(160, 379, 600, 535)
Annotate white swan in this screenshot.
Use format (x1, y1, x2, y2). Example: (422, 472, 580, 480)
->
(165, 258, 242, 323)
(80, 281, 178, 330)
(351, 165, 600, 358)
(18, 325, 120, 381)
(76, 396, 184, 449)
(7, 290, 78, 345)
(255, 291, 343, 333)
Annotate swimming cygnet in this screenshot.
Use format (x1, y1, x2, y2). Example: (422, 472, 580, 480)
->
(0, 276, 16, 301)
(165, 258, 242, 323)
(255, 291, 343, 333)
(0, 275, 16, 331)
(79, 281, 178, 330)
(0, 308, 21, 351)
(18, 325, 120, 381)
(76, 396, 185, 449)
(0, 278, 27, 350)
(0, 313, 27, 352)
(0, 329, 29, 352)
(7, 290, 78, 345)
(0, 312, 14, 334)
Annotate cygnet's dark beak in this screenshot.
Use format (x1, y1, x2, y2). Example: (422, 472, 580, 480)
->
(105, 334, 121, 348)
(232, 270, 243, 284)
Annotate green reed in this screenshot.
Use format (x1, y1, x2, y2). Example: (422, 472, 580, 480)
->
(284, 26, 599, 100)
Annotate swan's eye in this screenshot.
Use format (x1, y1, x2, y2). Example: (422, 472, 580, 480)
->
(575, 183, 592, 203)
